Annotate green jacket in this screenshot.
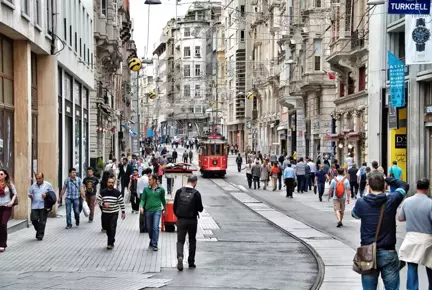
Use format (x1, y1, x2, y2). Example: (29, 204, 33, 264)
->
(140, 185, 166, 211)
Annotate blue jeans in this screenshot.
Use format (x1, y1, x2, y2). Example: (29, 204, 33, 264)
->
(297, 175, 305, 193)
(145, 210, 162, 248)
(66, 198, 80, 226)
(407, 262, 432, 290)
(317, 181, 325, 199)
(362, 250, 400, 290)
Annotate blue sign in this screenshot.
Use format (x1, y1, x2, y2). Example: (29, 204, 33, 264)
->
(388, 0, 430, 14)
(388, 51, 406, 108)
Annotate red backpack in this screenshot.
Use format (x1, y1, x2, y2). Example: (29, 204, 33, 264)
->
(334, 177, 347, 199)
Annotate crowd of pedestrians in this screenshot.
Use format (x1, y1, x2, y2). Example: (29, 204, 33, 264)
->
(237, 149, 431, 290)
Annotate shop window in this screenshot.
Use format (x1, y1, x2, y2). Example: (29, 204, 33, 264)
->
(359, 66, 366, 91)
(74, 81, 81, 106)
(0, 36, 14, 174)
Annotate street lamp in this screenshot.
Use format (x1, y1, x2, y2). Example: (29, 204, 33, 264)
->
(144, 0, 162, 4)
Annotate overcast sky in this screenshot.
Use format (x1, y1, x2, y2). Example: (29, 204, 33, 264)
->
(130, 0, 193, 58)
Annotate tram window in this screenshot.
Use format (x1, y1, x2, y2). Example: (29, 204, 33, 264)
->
(216, 145, 221, 155)
(211, 144, 215, 155)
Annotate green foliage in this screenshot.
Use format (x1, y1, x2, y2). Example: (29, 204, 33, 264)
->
(95, 158, 105, 178)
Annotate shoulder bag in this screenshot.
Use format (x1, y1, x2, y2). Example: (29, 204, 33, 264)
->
(352, 205, 385, 274)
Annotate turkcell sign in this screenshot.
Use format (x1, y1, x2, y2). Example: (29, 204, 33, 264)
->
(388, 0, 430, 14)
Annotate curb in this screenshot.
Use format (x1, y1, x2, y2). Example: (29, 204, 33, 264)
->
(210, 178, 325, 290)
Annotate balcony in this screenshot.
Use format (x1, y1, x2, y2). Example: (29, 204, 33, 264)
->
(350, 29, 368, 58)
(327, 36, 351, 64)
(300, 72, 327, 92)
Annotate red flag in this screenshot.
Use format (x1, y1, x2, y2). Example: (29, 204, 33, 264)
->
(110, 126, 115, 133)
(324, 70, 336, 80)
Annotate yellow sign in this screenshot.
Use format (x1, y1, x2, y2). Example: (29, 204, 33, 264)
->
(389, 108, 407, 182)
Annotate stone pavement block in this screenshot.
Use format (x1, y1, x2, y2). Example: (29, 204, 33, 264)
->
(230, 191, 261, 203)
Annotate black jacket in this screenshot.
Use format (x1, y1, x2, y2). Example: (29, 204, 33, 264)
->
(45, 190, 57, 212)
(173, 187, 204, 218)
(172, 151, 178, 159)
(236, 156, 243, 164)
(118, 164, 133, 185)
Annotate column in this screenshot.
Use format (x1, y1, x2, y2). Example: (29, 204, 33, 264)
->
(13, 41, 31, 220)
(37, 55, 58, 213)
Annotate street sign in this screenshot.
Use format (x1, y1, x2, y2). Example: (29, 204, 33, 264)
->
(388, 0, 430, 14)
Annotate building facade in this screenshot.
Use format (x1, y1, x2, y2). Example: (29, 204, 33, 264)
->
(0, 0, 93, 218)
(91, 0, 136, 163)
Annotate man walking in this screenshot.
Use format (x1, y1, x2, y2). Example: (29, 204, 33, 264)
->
(60, 168, 84, 229)
(183, 150, 189, 163)
(251, 161, 262, 190)
(172, 149, 178, 163)
(352, 175, 408, 289)
(283, 164, 296, 198)
(398, 178, 432, 290)
(357, 162, 367, 197)
(140, 174, 166, 251)
(236, 153, 243, 173)
(188, 150, 193, 164)
(83, 167, 99, 223)
(118, 157, 133, 197)
(389, 161, 403, 192)
(314, 165, 327, 202)
(174, 175, 204, 271)
(137, 168, 152, 233)
(28, 173, 53, 240)
(97, 178, 126, 249)
(328, 167, 350, 227)
(348, 163, 359, 199)
(295, 158, 306, 193)
(307, 158, 317, 192)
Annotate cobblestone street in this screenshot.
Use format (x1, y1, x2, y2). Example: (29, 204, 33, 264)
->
(0, 173, 319, 289)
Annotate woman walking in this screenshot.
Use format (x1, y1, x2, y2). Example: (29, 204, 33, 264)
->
(245, 159, 253, 189)
(0, 169, 18, 252)
(260, 160, 270, 190)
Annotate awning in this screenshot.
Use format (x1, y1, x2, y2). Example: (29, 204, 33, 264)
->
(347, 131, 361, 141)
(277, 126, 286, 131)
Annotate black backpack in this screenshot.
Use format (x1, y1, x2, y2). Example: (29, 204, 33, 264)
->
(176, 187, 196, 218)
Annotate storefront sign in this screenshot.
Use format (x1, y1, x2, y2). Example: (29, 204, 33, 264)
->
(388, 51, 406, 108)
(395, 134, 407, 148)
(388, 0, 430, 14)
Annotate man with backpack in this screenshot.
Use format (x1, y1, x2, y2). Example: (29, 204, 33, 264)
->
(174, 175, 204, 271)
(328, 167, 351, 227)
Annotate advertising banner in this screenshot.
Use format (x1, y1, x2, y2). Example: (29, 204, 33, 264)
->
(388, 0, 430, 14)
(388, 51, 406, 108)
(406, 15, 432, 64)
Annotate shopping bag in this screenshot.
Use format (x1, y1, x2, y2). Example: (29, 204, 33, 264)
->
(82, 200, 90, 217)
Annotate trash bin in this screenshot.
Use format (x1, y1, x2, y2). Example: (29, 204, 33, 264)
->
(162, 199, 177, 232)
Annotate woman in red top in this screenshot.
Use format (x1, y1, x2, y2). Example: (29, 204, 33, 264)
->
(270, 163, 280, 191)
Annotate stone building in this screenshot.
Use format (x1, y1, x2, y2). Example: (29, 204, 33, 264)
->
(90, 0, 136, 163)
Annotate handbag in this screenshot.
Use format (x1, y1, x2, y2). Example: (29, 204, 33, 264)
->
(9, 188, 18, 206)
(352, 205, 385, 274)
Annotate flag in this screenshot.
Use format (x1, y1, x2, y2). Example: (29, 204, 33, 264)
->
(324, 70, 336, 80)
(110, 126, 115, 133)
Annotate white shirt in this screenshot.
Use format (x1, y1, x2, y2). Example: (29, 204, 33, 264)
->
(136, 175, 149, 198)
(346, 157, 353, 169)
(307, 161, 317, 173)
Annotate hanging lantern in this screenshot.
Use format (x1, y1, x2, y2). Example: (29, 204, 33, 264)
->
(128, 57, 142, 72)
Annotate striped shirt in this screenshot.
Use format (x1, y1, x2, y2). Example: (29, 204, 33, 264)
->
(97, 188, 125, 214)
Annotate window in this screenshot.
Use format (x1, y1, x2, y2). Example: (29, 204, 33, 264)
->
(358, 66, 366, 91)
(240, 30, 245, 42)
(348, 75, 355, 95)
(240, 5, 245, 17)
(313, 39, 322, 71)
(195, 64, 201, 76)
(339, 81, 345, 97)
(195, 46, 200, 57)
(184, 64, 191, 77)
(74, 81, 81, 105)
(21, 0, 29, 15)
(79, 38, 82, 57)
(184, 85, 190, 97)
(101, 0, 107, 16)
(316, 0, 321, 7)
(184, 27, 190, 37)
(75, 32, 77, 52)
(35, 0, 41, 25)
(64, 73, 72, 101)
(69, 25, 72, 46)
(195, 85, 200, 97)
(184, 46, 190, 57)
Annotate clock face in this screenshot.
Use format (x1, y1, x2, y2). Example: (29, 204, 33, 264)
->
(412, 27, 431, 44)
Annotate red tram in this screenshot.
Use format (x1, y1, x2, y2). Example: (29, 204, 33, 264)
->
(198, 133, 228, 177)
